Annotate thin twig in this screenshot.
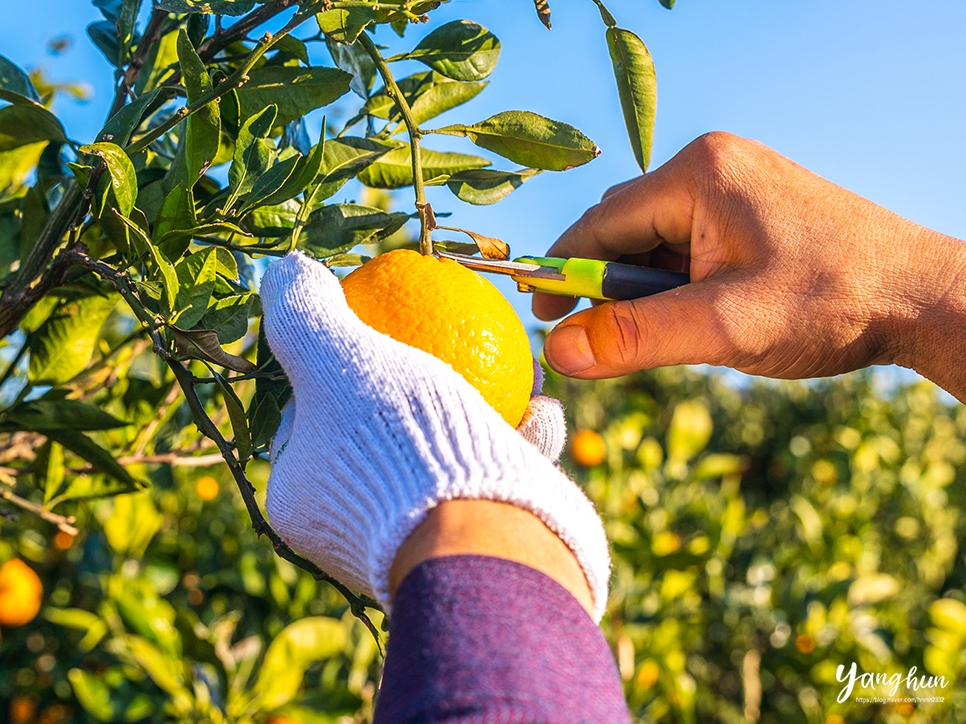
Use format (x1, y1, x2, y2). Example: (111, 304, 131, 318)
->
(0, 488, 78, 536)
(357, 33, 432, 256)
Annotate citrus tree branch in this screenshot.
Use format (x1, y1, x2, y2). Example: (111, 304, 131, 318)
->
(357, 32, 433, 256)
(0, 488, 78, 536)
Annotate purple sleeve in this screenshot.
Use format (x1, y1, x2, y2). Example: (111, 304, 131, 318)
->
(373, 555, 630, 724)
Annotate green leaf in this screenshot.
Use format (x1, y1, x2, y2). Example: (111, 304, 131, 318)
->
(177, 30, 220, 187)
(112, 211, 180, 309)
(666, 400, 712, 462)
(2, 398, 128, 433)
(0, 92, 69, 151)
(0, 54, 40, 101)
(357, 141, 490, 189)
(29, 295, 117, 385)
(170, 326, 256, 373)
(157, 0, 254, 14)
(214, 371, 251, 460)
(403, 20, 500, 82)
(607, 27, 657, 173)
(251, 617, 347, 710)
(442, 111, 600, 171)
(249, 392, 282, 449)
(659, 0, 675, 8)
(80, 141, 138, 217)
(239, 154, 301, 213)
(68, 669, 115, 722)
(174, 247, 218, 329)
(117, 0, 144, 67)
(154, 183, 197, 261)
(409, 76, 487, 126)
(135, 28, 180, 94)
(46, 429, 140, 493)
(227, 104, 277, 204)
(327, 37, 375, 98)
(236, 66, 352, 128)
(34, 440, 65, 504)
(120, 635, 190, 700)
(253, 324, 291, 421)
(364, 71, 487, 128)
(316, 7, 376, 44)
(241, 200, 299, 237)
(0, 142, 46, 201)
(300, 204, 409, 257)
(199, 293, 253, 344)
(45, 608, 108, 652)
(315, 136, 394, 192)
(446, 168, 540, 205)
(250, 133, 326, 211)
(104, 496, 164, 559)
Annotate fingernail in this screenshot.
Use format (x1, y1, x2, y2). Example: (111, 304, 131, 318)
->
(546, 325, 595, 374)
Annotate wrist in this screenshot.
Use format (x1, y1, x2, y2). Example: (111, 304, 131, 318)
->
(389, 500, 595, 617)
(886, 228, 966, 402)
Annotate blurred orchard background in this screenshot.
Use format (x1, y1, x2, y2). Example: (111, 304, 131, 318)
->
(2, 1, 966, 723)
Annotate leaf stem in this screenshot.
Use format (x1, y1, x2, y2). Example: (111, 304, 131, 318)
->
(357, 32, 433, 255)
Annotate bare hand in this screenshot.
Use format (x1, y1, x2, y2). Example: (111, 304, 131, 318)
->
(535, 133, 966, 400)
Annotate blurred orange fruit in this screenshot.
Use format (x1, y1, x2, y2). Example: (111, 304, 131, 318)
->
(794, 633, 816, 654)
(342, 249, 533, 427)
(195, 476, 219, 501)
(0, 558, 43, 627)
(53, 531, 74, 550)
(570, 429, 606, 467)
(9, 694, 37, 724)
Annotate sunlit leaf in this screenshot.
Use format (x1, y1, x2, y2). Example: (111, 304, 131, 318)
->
(445, 168, 540, 205)
(80, 141, 138, 217)
(402, 20, 500, 82)
(607, 26, 656, 173)
(29, 295, 117, 385)
(236, 66, 352, 128)
(251, 617, 347, 710)
(439, 111, 599, 171)
(316, 7, 376, 44)
(357, 141, 489, 189)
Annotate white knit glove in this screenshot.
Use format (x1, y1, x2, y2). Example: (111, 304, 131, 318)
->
(260, 251, 610, 620)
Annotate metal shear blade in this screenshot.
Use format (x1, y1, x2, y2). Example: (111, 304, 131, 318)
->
(434, 250, 566, 281)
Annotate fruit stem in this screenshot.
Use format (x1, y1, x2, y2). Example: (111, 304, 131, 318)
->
(358, 32, 433, 256)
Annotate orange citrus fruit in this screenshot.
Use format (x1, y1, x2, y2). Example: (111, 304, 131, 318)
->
(195, 476, 219, 501)
(0, 558, 43, 627)
(570, 429, 606, 467)
(342, 249, 533, 427)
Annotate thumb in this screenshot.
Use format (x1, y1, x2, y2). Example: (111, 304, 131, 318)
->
(542, 281, 732, 378)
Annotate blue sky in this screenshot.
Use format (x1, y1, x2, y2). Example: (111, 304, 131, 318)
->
(3, 0, 966, 355)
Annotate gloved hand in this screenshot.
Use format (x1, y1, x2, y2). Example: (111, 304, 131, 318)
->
(260, 252, 610, 620)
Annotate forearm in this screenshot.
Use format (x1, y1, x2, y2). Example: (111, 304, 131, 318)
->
(376, 554, 628, 724)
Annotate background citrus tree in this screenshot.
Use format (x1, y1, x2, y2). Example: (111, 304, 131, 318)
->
(2, 0, 965, 722)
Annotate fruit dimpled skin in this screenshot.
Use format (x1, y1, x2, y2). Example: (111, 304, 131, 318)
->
(342, 249, 534, 427)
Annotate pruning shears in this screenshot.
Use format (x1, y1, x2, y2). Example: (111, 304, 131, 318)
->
(435, 250, 689, 301)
